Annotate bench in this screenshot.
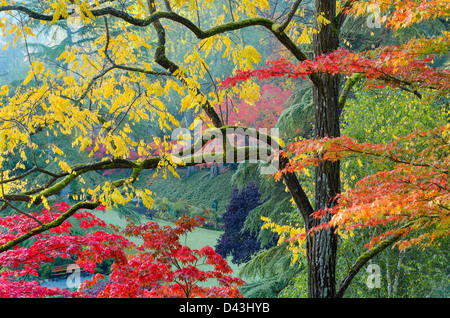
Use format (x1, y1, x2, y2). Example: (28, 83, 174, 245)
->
(51, 264, 79, 277)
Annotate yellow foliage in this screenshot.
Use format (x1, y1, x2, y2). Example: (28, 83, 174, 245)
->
(261, 216, 306, 264)
(0, 0, 297, 225)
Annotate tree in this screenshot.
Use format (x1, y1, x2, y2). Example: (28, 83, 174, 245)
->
(0, 202, 244, 297)
(0, 0, 449, 298)
(215, 183, 272, 265)
(220, 83, 293, 129)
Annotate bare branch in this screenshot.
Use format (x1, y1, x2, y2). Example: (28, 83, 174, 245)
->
(276, 0, 303, 34)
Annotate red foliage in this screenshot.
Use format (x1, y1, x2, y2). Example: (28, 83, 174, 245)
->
(220, 47, 449, 94)
(220, 83, 292, 128)
(0, 203, 243, 298)
(96, 216, 244, 298)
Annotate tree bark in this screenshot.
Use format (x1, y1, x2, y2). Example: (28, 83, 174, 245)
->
(306, 0, 340, 298)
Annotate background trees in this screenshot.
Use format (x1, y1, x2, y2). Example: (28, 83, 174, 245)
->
(0, 0, 448, 298)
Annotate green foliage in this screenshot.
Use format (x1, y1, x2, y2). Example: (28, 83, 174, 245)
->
(275, 85, 450, 298)
(238, 243, 305, 298)
(340, 85, 449, 190)
(336, 232, 450, 298)
(276, 85, 314, 140)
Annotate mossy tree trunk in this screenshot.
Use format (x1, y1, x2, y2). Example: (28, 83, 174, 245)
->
(306, 0, 340, 298)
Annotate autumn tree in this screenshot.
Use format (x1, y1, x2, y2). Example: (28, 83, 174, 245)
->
(0, 0, 449, 298)
(0, 202, 244, 297)
(215, 183, 271, 265)
(219, 83, 293, 129)
(219, 0, 449, 297)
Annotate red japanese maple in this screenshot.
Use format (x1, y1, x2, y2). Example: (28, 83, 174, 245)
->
(220, 44, 450, 95)
(0, 202, 244, 298)
(92, 216, 244, 298)
(220, 83, 292, 129)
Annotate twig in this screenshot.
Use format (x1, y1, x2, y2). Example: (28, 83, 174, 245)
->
(0, 170, 43, 225)
(276, 0, 303, 34)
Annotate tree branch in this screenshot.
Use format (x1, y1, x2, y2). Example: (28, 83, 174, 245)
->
(276, 0, 303, 34)
(0, 201, 100, 253)
(335, 222, 413, 298)
(335, 234, 400, 298)
(338, 73, 362, 115)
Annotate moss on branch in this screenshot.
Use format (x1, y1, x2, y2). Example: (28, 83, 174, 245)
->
(0, 201, 100, 253)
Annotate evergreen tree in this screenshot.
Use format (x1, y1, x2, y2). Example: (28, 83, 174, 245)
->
(215, 183, 270, 265)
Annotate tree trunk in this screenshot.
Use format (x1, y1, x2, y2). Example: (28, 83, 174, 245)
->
(306, 0, 340, 298)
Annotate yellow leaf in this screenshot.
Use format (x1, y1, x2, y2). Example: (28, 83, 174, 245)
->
(298, 27, 312, 44)
(357, 158, 363, 167)
(0, 85, 8, 95)
(2, 40, 9, 51)
(23, 26, 35, 37)
(302, 168, 310, 177)
(20, 150, 27, 161)
(52, 144, 64, 156)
